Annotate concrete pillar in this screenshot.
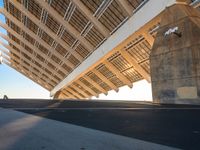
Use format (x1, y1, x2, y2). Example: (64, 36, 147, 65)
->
(150, 4, 200, 104)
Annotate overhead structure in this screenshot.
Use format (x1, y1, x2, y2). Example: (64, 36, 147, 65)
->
(0, 51, 3, 64)
(0, 0, 199, 101)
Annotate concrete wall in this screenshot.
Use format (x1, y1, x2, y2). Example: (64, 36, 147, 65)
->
(150, 4, 200, 104)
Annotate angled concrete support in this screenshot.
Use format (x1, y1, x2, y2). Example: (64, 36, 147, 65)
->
(150, 4, 200, 104)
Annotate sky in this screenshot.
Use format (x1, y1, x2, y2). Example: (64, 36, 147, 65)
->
(0, 64, 50, 99)
(93, 80, 152, 101)
(0, 0, 152, 101)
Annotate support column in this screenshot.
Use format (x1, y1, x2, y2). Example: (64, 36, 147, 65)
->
(150, 4, 200, 104)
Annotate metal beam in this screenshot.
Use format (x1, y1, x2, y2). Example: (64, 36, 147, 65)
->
(9, 59, 55, 89)
(104, 60, 132, 88)
(72, 0, 110, 38)
(34, 0, 94, 51)
(0, 10, 75, 69)
(1, 57, 10, 65)
(83, 75, 108, 95)
(6, 47, 57, 88)
(0, 10, 75, 71)
(142, 32, 155, 47)
(65, 88, 83, 99)
(191, 0, 200, 8)
(61, 92, 70, 99)
(10, 55, 57, 87)
(62, 90, 76, 99)
(116, 0, 133, 16)
(68, 86, 86, 99)
(1, 53, 11, 63)
(10, 64, 51, 90)
(0, 29, 64, 80)
(119, 49, 151, 83)
(0, 41, 59, 84)
(92, 69, 119, 92)
(2, 54, 10, 63)
(0, 24, 69, 82)
(0, 48, 9, 56)
(75, 80, 99, 97)
(70, 84, 89, 99)
(1, 51, 10, 61)
(0, 32, 59, 78)
(54, 91, 68, 99)
(8, 0, 84, 61)
(53, 92, 62, 99)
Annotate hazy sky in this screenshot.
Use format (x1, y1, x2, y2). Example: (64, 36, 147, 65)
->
(0, 0, 152, 100)
(93, 80, 152, 101)
(0, 64, 50, 99)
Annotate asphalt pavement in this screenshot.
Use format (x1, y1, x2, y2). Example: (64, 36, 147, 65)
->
(0, 99, 200, 150)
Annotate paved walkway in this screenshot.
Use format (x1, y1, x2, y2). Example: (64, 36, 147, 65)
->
(0, 108, 179, 150)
